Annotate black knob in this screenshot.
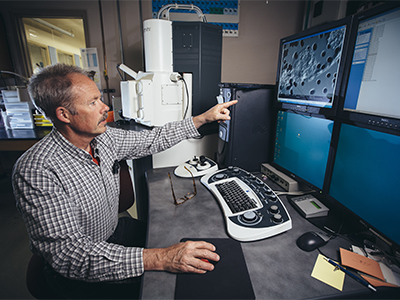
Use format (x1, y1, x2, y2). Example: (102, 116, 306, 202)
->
(264, 188, 272, 194)
(189, 156, 199, 165)
(269, 205, 279, 214)
(256, 179, 264, 186)
(269, 195, 277, 202)
(272, 214, 283, 223)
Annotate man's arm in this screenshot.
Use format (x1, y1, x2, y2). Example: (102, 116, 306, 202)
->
(141, 100, 235, 273)
(143, 240, 220, 274)
(192, 100, 238, 129)
(109, 100, 237, 161)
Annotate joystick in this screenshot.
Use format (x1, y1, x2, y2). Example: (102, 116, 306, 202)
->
(197, 155, 212, 171)
(188, 156, 199, 166)
(174, 156, 218, 178)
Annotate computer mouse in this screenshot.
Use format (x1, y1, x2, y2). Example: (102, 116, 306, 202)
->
(296, 231, 330, 252)
(201, 258, 219, 268)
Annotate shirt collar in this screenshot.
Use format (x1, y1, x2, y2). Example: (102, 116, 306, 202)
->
(50, 127, 95, 162)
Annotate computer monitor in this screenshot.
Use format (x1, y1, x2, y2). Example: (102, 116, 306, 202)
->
(328, 123, 400, 250)
(340, 2, 400, 131)
(271, 110, 334, 192)
(275, 17, 352, 116)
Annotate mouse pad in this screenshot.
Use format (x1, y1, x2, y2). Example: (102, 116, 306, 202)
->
(175, 238, 255, 300)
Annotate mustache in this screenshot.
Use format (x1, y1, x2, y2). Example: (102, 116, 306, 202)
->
(98, 113, 108, 124)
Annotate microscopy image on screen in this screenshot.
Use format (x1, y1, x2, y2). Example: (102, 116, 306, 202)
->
(278, 26, 346, 108)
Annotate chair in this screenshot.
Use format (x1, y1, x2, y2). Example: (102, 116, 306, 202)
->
(118, 160, 135, 213)
(26, 160, 135, 299)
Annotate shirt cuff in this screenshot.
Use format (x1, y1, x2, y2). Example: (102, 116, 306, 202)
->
(125, 247, 145, 278)
(188, 117, 201, 138)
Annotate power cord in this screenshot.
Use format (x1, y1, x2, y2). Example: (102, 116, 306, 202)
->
(180, 76, 190, 120)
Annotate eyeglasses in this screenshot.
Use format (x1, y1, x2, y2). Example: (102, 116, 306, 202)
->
(168, 166, 197, 205)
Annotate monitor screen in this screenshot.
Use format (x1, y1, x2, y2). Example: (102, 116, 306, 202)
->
(342, 3, 400, 123)
(329, 123, 400, 247)
(273, 110, 333, 191)
(276, 19, 350, 114)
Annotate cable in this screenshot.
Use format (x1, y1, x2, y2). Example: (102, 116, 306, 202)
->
(181, 77, 190, 119)
(0, 71, 29, 83)
(116, 0, 125, 81)
(0, 74, 7, 87)
(180, 75, 203, 139)
(98, 0, 111, 106)
(116, 64, 124, 80)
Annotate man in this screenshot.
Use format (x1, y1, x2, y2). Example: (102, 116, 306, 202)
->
(12, 64, 237, 298)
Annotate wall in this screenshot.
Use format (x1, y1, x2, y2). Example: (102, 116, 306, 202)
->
(113, 0, 306, 88)
(222, 0, 306, 84)
(1, 0, 306, 102)
(306, 0, 348, 28)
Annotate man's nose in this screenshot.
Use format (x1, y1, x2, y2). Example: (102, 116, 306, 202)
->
(101, 102, 110, 113)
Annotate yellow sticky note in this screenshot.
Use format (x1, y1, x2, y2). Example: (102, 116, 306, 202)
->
(311, 254, 345, 291)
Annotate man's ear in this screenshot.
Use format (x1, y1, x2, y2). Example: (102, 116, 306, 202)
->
(55, 107, 71, 124)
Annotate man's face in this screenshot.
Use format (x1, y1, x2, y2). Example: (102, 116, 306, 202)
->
(68, 73, 109, 138)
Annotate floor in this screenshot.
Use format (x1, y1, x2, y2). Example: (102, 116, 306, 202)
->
(0, 151, 34, 299)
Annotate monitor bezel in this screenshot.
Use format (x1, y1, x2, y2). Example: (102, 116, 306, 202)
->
(274, 16, 353, 118)
(338, 2, 400, 132)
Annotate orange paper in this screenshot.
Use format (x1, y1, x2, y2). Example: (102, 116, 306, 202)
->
(360, 274, 399, 288)
(340, 248, 385, 281)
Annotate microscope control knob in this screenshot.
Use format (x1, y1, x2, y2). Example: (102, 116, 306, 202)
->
(243, 211, 257, 222)
(269, 195, 277, 202)
(199, 155, 206, 165)
(269, 205, 279, 214)
(272, 214, 283, 223)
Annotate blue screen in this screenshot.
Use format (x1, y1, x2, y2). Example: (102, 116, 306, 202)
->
(273, 111, 333, 190)
(329, 124, 400, 245)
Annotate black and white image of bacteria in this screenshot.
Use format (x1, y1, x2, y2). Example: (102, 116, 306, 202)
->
(278, 27, 346, 106)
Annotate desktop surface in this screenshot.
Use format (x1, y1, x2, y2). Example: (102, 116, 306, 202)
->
(142, 167, 370, 299)
(0, 127, 52, 151)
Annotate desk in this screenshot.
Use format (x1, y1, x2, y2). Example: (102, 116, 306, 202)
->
(142, 167, 373, 299)
(0, 127, 51, 151)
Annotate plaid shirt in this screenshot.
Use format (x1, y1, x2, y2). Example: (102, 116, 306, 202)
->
(12, 118, 199, 282)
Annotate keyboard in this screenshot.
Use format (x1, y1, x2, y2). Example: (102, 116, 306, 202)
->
(215, 180, 259, 213)
(201, 166, 292, 242)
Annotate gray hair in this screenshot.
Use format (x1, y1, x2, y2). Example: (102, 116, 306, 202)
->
(28, 63, 88, 122)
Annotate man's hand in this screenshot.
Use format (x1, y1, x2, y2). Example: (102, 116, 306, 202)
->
(143, 241, 220, 274)
(192, 100, 238, 129)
